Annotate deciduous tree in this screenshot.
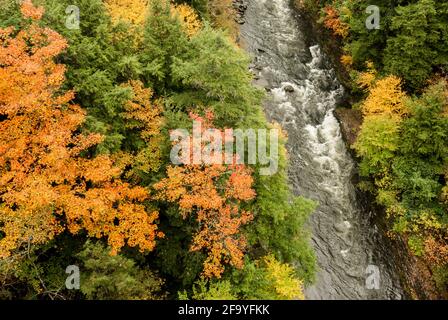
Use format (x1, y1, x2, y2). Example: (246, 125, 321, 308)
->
(322, 5, 349, 38)
(105, 0, 149, 26)
(0, 1, 162, 258)
(171, 3, 202, 37)
(361, 75, 408, 118)
(154, 112, 255, 278)
(115, 80, 164, 181)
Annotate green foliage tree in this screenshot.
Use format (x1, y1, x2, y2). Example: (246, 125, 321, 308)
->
(170, 25, 263, 127)
(77, 241, 164, 300)
(354, 114, 401, 178)
(141, 0, 189, 91)
(383, 0, 448, 89)
(179, 279, 237, 300)
(230, 255, 305, 300)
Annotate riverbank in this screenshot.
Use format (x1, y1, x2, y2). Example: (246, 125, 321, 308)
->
(291, 0, 445, 300)
(238, 0, 406, 299)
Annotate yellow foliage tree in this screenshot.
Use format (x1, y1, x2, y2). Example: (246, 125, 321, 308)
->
(442, 168, 448, 206)
(170, 3, 202, 37)
(208, 0, 239, 40)
(356, 61, 377, 90)
(361, 75, 408, 118)
(263, 255, 305, 300)
(115, 80, 164, 181)
(105, 0, 149, 26)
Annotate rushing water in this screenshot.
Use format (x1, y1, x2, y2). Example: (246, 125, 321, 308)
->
(240, 0, 404, 299)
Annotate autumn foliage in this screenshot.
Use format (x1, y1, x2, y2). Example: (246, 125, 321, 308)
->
(424, 236, 448, 267)
(322, 5, 349, 38)
(105, 0, 202, 37)
(0, 0, 314, 300)
(105, 0, 149, 26)
(360, 75, 408, 118)
(170, 3, 202, 37)
(154, 112, 256, 278)
(0, 1, 162, 258)
(116, 80, 164, 180)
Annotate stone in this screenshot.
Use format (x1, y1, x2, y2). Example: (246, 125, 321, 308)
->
(283, 84, 295, 92)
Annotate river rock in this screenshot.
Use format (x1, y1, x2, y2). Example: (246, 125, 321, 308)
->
(334, 221, 351, 233)
(283, 84, 295, 93)
(233, 0, 247, 24)
(235, 17, 246, 25)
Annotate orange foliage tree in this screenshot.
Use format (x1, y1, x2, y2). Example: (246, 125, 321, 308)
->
(424, 236, 448, 267)
(0, 1, 162, 258)
(154, 112, 255, 278)
(115, 80, 164, 181)
(322, 5, 349, 38)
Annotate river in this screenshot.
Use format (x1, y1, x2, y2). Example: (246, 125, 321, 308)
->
(239, 0, 404, 299)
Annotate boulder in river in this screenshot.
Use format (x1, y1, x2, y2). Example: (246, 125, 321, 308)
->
(283, 84, 295, 93)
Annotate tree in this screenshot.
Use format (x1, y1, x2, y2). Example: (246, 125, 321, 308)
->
(174, 0, 209, 19)
(206, 0, 239, 39)
(322, 5, 349, 38)
(105, 0, 149, 26)
(170, 25, 263, 127)
(42, 0, 144, 155)
(77, 241, 164, 300)
(354, 75, 406, 186)
(443, 167, 448, 208)
(360, 75, 408, 118)
(356, 61, 377, 90)
(179, 279, 237, 300)
(344, 0, 392, 69)
(0, 0, 319, 299)
(231, 255, 305, 300)
(384, 0, 448, 89)
(261, 255, 305, 300)
(140, 0, 189, 90)
(0, 1, 162, 258)
(171, 3, 202, 37)
(115, 80, 164, 182)
(400, 80, 448, 161)
(154, 112, 256, 278)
